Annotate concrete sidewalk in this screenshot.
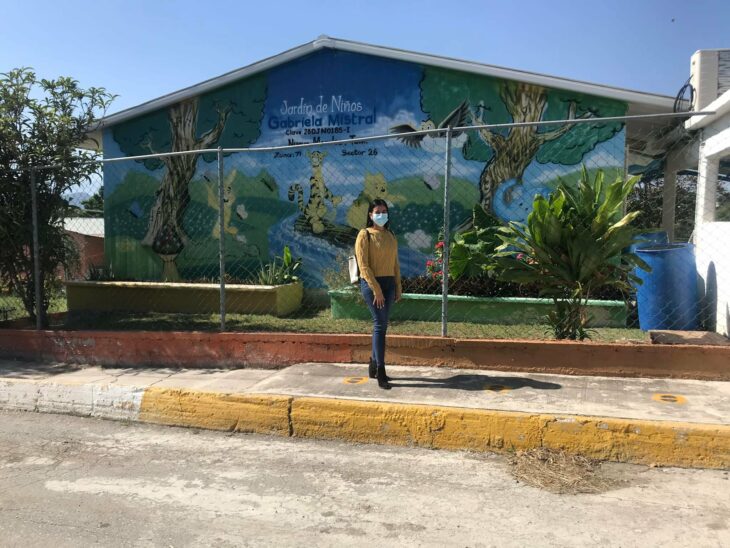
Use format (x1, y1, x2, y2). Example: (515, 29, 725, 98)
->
(1, 360, 728, 468)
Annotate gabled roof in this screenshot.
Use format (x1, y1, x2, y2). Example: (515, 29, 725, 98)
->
(94, 35, 675, 134)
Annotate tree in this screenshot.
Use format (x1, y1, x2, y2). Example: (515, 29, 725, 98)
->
(420, 68, 626, 216)
(626, 173, 730, 242)
(0, 68, 113, 326)
(111, 75, 267, 280)
(79, 186, 104, 217)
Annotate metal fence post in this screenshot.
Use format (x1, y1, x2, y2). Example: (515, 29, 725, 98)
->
(217, 147, 226, 331)
(441, 127, 453, 338)
(29, 167, 42, 330)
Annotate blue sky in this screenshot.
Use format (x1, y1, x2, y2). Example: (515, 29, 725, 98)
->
(2, 0, 728, 114)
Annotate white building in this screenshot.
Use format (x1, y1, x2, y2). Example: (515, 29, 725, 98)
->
(685, 50, 730, 336)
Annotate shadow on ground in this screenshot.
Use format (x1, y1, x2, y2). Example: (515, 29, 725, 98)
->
(389, 374, 562, 391)
(0, 361, 83, 379)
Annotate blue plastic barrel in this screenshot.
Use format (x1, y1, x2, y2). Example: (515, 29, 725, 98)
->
(635, 243, 700, 331)
(627, 231, 669, 293)
(628, 231, 668, 255)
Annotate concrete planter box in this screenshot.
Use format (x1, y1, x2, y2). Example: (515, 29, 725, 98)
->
(66, 281, 303, 317)
(328, 289, 627, 327)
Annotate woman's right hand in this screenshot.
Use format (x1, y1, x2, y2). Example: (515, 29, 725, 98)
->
(373, 292, 385, 309)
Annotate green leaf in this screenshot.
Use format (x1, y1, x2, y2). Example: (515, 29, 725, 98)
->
(283, 245, 292, 268)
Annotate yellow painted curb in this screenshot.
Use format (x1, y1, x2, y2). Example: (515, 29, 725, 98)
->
(291, 397, 545, 451)
(542, 415, 730, 469)
(139, 387, 291, 435)
(138, 388, 730, 469)
(290, 398, 730, 469)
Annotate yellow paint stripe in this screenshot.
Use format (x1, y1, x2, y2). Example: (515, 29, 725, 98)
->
(138, 388, 730, 469)
(139, 387, 291, 436)
(291, 397, 544, 452)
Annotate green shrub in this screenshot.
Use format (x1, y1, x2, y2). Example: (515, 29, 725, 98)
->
(492, 166, 649, 340)
(449, 206, 503, 280)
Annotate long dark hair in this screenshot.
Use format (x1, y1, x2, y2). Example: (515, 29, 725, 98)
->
(366, 199, 391, 231)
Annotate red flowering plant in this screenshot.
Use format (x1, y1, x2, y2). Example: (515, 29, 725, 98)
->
(425, 240, 445, 280)
(515, 253, 537, 265)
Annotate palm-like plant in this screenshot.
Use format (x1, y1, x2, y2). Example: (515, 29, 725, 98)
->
(257, 246, 301, 286)
(493, 167, 649, 340)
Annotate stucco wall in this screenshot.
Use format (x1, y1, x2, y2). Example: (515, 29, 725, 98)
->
(65, 233, 105, 279)
(690, 91, 730, 336)
(695, 224, 730, 337)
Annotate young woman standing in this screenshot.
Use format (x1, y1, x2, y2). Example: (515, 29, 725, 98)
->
(355, 199, 401, 390)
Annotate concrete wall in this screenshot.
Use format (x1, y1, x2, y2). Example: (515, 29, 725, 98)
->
(2, 329, 730, 380)
(65, 232, 104, 279)
(687, 89, 730, 336)
(695, 222, 730, 336)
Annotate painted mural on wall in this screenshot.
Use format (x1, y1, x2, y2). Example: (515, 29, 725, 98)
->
(103, 49, 627, 286)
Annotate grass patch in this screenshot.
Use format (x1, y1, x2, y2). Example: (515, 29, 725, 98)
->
(0, 292, 67, 322)
(62, 308, 648, 343)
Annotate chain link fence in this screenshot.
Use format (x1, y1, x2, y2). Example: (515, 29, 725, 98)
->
(3, 112, 728, 341)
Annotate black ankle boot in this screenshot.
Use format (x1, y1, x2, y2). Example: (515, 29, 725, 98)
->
(377, 366, 391, 390)
(381, 364, 392, 381)
(370, 358, 390, 381)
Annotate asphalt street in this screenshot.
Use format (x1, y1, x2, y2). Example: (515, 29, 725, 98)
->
(0, 411, 728, 547)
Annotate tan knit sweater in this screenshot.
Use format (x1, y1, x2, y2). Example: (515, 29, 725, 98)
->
(355, 228, 402, 297)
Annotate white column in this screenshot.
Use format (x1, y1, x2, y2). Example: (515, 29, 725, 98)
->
(694, 153, 719, 230)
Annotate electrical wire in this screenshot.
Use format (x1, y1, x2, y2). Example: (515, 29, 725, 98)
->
(673, 77, 695, 113)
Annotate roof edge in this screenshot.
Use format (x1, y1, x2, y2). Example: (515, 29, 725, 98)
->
(328, 37, 675, 107)
(95, 36, 676, 132)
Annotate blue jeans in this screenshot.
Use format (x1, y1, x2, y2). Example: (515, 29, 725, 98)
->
(360, 276, 396, 369)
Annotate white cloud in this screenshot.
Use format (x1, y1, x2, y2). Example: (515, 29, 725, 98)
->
(405, 229, 432, 249)
(369, 109, 420, 137)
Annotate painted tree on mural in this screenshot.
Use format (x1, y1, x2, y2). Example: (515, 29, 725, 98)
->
(420, 68, 626, 216)
(112, 75, 266, 279)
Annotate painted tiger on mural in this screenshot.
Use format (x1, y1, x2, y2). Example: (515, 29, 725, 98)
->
(287, 150, 342, 234)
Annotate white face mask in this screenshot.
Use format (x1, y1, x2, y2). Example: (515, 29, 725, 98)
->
(372, 213, 388, 227)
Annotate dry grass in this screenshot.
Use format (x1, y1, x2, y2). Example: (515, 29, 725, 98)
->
(509, 448, 622, 494)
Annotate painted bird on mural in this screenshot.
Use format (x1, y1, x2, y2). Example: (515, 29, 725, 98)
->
(389, 100, 470, 151)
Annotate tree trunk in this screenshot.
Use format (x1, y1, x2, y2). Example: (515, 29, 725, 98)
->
(479, 143, 540, 212)
(478, 83, 547, 213)
(474, 82, 586, 215)
(23, 270, 48, 328)
(141, 99, 229, 276)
